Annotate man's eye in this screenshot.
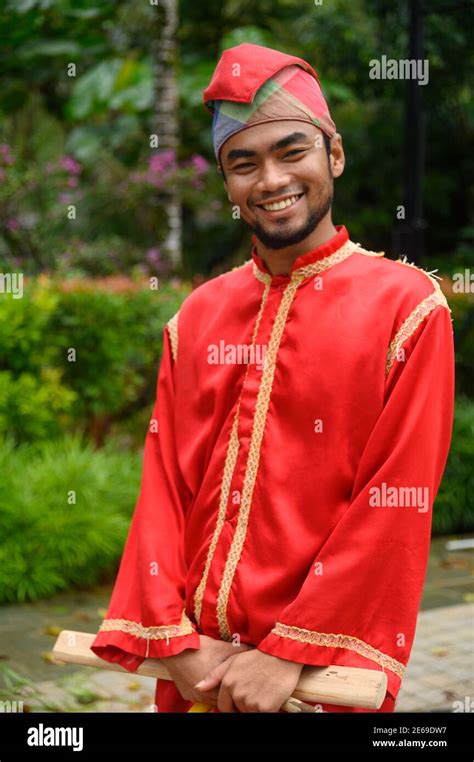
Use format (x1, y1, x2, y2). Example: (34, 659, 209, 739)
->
(284, 149, 306, 158)
(232, 149, 305, 170)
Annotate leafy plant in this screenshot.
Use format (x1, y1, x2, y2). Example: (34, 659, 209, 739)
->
(0, 433, 141, 604)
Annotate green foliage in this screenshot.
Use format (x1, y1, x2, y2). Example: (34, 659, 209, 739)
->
(450, 288, 474, 400)
(49, 280, 185, 423)
(0, 368, 77, 442)
(0, 0, 471, 276)
(0, 275, 77, 439)
(433, 396, 474, 535)
(0, 433, 141, 604)
(0, 113, 214, 276)
(0, 276, 189, 445)
(66, 58, 154, 120)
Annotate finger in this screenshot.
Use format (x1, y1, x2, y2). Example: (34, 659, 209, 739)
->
(233, 698, 248, 713)
(194, 659, 229, 691)
(194, 687, 219, 704)
(194, 653, 238, 691)
(217, 682, 237, 713)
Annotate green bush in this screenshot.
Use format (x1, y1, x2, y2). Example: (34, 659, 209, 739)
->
(0, 368, 77, 442)
(0, 275, 190, 446)
(433, 396, 474, 535)
(50, 280, 183, 422)
(0, 274, 77, 440)
(0, 433, 141, 604)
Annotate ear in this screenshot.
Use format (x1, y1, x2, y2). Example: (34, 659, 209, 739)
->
(330, 133, 345, 179)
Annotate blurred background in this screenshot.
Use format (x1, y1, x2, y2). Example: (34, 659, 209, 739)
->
(0, 0, 472, 713)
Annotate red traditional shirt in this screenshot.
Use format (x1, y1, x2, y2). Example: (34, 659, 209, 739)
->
(91, 225, 455, 713)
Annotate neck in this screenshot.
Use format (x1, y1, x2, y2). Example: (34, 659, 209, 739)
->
(255, 216, 338, 276)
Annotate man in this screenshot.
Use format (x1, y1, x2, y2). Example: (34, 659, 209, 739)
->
(91, 43, 455, 713)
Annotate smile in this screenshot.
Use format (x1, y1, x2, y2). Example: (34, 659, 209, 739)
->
(257, 193, 304, 215)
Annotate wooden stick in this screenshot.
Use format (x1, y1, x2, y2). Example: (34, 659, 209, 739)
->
(52, 630, 388, 710)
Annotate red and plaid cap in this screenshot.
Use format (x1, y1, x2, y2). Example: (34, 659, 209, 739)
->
(203, 43, 336, 164)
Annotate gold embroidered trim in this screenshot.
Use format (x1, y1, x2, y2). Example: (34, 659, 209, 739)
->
(352, 241, 385, 258)
(393, 256, 451, 315)
(98, 608, 195, 640)
(210, 237, 382, 640)
(193, 279, 271, 628)
(385, 258, 451, 377)
(216, 272, 307, 641)
(293, 239, 366, 278)
(271, 622, 406, 679)
(215, 238, 372, 639)
(385, 288, 448, 376)
(166, 312, 179, 362)
(252, 263, 271, 285)
(251, 238, 362, 284)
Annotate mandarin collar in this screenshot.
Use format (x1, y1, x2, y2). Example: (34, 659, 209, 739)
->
(251, 225, 349, 279)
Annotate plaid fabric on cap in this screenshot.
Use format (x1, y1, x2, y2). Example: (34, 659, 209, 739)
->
(209, 64, 336, 164)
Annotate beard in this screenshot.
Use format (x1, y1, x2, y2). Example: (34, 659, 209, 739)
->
(249, 175, 333, 251)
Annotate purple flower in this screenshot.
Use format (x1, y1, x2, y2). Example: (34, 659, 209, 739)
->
(146, 247, 161, 263)
(149, 150, 177, 173)
(0, 144, 14, 163)
(6, 218, 19, 231)
(190, 154, 209, 175)
(59, 155, 81, 175)
(146, 247, 167, 273)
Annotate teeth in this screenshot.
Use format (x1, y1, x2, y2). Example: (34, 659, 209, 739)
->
(262, 194, 301, 211)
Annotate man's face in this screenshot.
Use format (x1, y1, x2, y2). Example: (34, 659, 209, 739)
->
(220, 120, 342, 250)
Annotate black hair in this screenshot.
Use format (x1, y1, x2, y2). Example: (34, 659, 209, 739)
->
(218, 131, 332, 182)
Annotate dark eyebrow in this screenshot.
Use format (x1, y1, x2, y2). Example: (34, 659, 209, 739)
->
(225, 131, 310, 164)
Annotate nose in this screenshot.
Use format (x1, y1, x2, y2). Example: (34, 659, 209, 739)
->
(255, 159, 292, 196)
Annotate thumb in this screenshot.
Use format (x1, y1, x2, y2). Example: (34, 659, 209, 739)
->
(194, 656, 234, 690)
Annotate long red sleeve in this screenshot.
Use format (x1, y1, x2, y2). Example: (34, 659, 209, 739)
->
(256, 303, 455, 704)
(90, 322, 200, 672)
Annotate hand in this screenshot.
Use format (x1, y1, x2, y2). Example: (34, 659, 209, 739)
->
(160, 635, 251, 705)
(195, 648, 304, 713)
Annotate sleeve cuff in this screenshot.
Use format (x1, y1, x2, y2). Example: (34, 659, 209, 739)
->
(90, 611, 201, 672)
(257, 628, 404, 702)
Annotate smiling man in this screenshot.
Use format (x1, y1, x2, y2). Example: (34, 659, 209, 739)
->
(221, 121, 337, 272)
(91, 43, 455, 714)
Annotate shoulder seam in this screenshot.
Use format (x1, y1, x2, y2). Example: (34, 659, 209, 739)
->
(392, 255, 451, 296)
(352, 242, 385, 258)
